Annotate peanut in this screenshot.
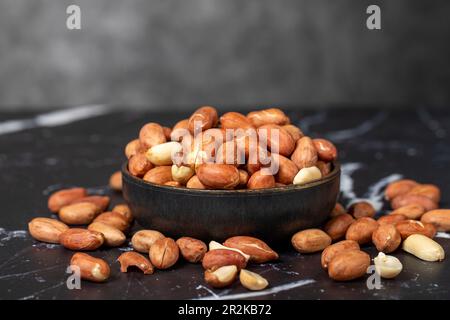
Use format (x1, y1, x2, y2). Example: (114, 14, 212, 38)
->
(384, 179, 419, 200)
(204, 265, 238, 288)
(93, 211, 129, 232)
(293, 166, 322, 185)
(247, 170, 276, 189)
(421, 209, 450, 232)
(117, 252, 154, 274)
(149, 237, 179, 269)
(171, 165, 195, 184)
(240, 269, 269, 291)
(391, 194, 438, 212)
(316, 161, 331, 177)
(59, 228, 104, 251)
(188, 106, 219, 134)
(396, 220, 436, 240)
(257, 124, 295, 157)
(88, 222, 126, 247)
(112, 204, 133, 223)
(407, 184, 441, 203)
(59, 202, 100, 225)
(171, 119, 190, 141)
(164, 181, 182, 187)
(220, 112, 254, 130)
(163, 126, 172, 140)
(70, 253, 110, 282)
(202, 249, 247, 270)
(28, 217, 69, 243)
(128, 153, 153, 177)
(348, 201, 376, 219)
(274, 155, 298, 185)
(328, 250, 370, 281)
(186, 175, 207, 189)
(377, 214, 406, 226)
(238, 169, 249, 186)
(208, 241, 251, 261)
(48, 187, 87, 213)
(215, 140, 245, 166)
(223, 236, 278, 263)
(142, 166, 173, 185)
(247, 108, 290, 127)
(109, 171, 122, 191)
(372, 224, 401, 253)
(330, 203, 346, 218)
(291, 229, 331, 253)
(139, 122, 166, 149)
(389, 204, 426, 220)
(196, 164, 240, 189)
(124, 139, 143, 159)
(282, 124, 303, 142)
(402, 234, 445, 262)
(71, 195, 110, 212)
(373, 252, 403, 279)
(176, 237, 207, 263)
(324, 213, 355, 241)
(146, 141, 182, 166)
(345, 217, 379, 245)
(312, 138, 338, 162)
(321, 240, 360, 269)
(291, 136, 318, 170)
(131, 230, 165, 253)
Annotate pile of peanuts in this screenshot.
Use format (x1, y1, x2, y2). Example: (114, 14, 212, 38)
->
(124, 106, 338, 189)
(291, 179, 448, 281)
(25, 106, 450, 291)
(28, 186, 279, 289)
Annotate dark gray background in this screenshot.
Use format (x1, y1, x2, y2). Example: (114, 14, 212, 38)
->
(0, 0, 449, 110)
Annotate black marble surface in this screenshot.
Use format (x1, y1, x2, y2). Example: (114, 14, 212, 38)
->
(0, 106, 449, 300)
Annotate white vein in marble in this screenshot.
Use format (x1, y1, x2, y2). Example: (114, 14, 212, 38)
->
(416, 107, 447, 138)
(0, 228, 27, 246)
(0, 105, 109, 135)
(340, 162, 364, 201)
(340, 162, 403, 211)
(436, 232, 450, 239)
(196, 279, 315, 300)
(324, 111, 387, 142)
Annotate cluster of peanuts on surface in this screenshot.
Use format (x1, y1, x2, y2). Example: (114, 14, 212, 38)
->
(292, 179, 448, 281)
(28, 175, 449, 288)
(124, 106, 338, 190)
(28, 186, 280, 289)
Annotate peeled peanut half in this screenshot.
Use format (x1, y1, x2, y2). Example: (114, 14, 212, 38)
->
(240, 269, 269, 291)
(146, 141, 182, 166)
(373, 252, 403, 279)
(402, 234, 445, 262)
(293, 166, 322, 185)
(171, 165, 195, 184)
(204, 265, 238, 288)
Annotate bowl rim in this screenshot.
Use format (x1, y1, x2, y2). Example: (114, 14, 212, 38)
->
(122, 161, 340, 196)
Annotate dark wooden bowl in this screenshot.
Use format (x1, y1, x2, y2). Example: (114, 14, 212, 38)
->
(122, 162, 340, 243)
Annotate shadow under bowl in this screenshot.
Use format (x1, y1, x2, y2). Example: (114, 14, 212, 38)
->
(122, 162, 340, 244)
